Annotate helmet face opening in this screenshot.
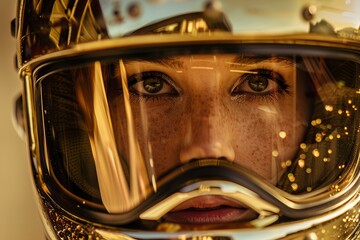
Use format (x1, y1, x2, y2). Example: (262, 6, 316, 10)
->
(14, 0, 360, 239)
(33, 42, 360, 227)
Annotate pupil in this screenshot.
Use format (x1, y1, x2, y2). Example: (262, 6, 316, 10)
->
(143, 78, 163, 93)
(248, 76, 268, 92)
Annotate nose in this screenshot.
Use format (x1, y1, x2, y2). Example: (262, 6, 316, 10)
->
(179, 98, 235, 163)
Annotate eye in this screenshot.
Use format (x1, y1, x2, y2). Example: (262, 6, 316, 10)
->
(232, 69, 289, 97)
(128, 71, 178, 96)
(247, 74, 269, 92)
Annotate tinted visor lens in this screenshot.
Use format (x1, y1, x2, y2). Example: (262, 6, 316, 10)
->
(36, 50, 360, 214)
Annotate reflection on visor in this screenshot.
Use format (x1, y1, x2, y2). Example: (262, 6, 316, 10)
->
(38, 52, 359, 222)
(77, 61, 153, 213)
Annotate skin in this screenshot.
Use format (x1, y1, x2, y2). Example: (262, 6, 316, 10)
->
(109, 54, 311, 182)
(104, 53, 312, 224)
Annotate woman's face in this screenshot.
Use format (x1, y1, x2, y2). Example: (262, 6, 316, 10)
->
(110, 54, 311, 183)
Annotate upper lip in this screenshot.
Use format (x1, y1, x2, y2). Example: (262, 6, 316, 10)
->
(162, 195, 257, 224)
(170, 195, 247, 211)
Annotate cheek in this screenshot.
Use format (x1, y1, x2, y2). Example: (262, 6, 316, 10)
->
(111, 101, 183, 178)
(230, 110, 275, 178)
(146, 106, 184, 177)
(230, 99, 309, 180)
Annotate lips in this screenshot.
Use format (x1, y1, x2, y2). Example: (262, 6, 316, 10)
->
(163, 195, 256, 224)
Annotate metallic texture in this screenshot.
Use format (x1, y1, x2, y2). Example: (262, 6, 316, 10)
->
(13, 0, 360, 239)
(15, 0, 107, 66)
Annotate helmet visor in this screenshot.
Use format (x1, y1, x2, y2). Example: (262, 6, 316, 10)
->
(35, 43, 360, 220)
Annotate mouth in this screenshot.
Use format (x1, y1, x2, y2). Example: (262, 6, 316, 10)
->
(163, 195, 257, 224)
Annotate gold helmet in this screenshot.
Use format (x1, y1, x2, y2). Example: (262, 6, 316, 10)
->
(13, 0, 360, 239)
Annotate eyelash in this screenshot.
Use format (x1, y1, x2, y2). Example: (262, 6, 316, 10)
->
(231, 68, 290, 101)
(127, 71, 179, 101)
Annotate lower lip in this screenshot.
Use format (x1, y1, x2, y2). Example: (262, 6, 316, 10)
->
(164, 207, 250, 224)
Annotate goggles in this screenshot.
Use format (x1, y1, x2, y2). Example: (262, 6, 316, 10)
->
(28, 37, 360, 228)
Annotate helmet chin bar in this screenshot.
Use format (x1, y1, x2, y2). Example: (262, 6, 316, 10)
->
(140, 180, 280, 228)
(95, 198, 360, 240)
(35, 156, 359, 239)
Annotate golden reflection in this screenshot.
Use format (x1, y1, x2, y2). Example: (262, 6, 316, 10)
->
(300, 143, 307, 150)
(279, 131, 287, 139)
(291, 183, 298, 191)
(285, 160, 292, 167)
(288, 173, 296, 182)
(298, 159, 305, 168)
(312, 149, 320, 157)
(272, 150, 279, 157)
(325, 105, 334, 111)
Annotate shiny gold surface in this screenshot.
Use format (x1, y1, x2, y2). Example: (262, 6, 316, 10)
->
(9, 1, 360, 239)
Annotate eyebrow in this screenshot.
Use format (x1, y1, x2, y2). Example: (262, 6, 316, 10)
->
(154, 58, 185, 70)
(125, 57, 184, 70)
(125, 55, 295, 70)
(231, 55, 295, 66)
